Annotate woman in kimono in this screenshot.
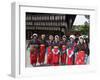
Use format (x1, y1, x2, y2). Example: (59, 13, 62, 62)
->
(38, 34, 46, 65)
(60, 35, 67, 65)
(47, 35, 54, 65)
(67, 35, 77, 65)
(52, 35, 60, 65)
(29, 33, 39, 66)
(75, 36, 87, 65)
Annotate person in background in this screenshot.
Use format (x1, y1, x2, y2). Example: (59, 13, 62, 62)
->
(84, 36, 89, 64)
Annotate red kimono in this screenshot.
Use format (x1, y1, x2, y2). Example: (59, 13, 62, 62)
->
(30, 45, 37, 65)
(75, 51, 85, 65)
(67, 41, 76, 65)
(38, 44, 46, 64)
(52, 48, 60, 65)
(61, 47, 67, 64)
(67, 49, 74, 65)
(75, 42, 87, 65)
(47, 47, 53, 65)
